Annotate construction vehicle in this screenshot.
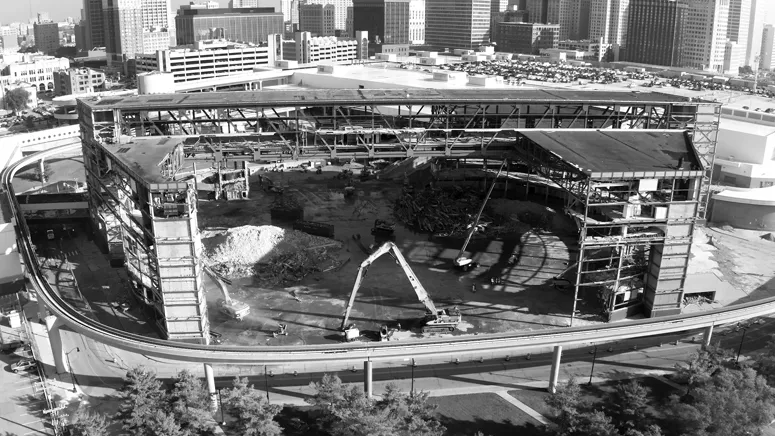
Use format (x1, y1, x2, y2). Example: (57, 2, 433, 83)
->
(340, 241, 461, 341)
(453, 161, 507, 271)
(343, 180, 356, 198)
(371, 219, 395, 237)
(204, 266, 250, 321)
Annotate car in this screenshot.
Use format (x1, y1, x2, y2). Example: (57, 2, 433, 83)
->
(1, 339, 24, 352)
(11, 358, 36, 373)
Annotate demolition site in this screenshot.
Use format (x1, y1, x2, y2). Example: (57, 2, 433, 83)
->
(39, 88, 720, 346)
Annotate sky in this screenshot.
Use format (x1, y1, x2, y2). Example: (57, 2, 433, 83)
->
(3, 0, 221, 25)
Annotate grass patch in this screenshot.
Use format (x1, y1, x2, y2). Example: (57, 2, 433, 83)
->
(507, 388, 554, 420)
(430, 393, 546, 436)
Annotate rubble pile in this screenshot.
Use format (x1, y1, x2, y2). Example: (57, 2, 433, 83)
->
(202, 225, 342, 280)
(394, 186, 483, 234)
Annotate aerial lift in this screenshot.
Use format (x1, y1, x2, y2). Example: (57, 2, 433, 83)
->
(204, 266, 250, 321)
(453, 161, 507, 271)
(340, 241, 461, 341)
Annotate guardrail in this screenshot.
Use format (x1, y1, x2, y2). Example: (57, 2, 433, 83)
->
(5, 143, 775, 371)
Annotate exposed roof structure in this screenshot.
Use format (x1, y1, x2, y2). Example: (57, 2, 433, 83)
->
(519, 130, 703, 178)
(79, 89, 690, 111)
(103, 137, 183, 185)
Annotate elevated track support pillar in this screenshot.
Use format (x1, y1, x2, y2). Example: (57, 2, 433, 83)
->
(364, 360, 373, 398)
(44, 315, 66, 374)
(548, 345, 563, 394)
(702, 325, 713, 349)
(204, 363, 217, 411)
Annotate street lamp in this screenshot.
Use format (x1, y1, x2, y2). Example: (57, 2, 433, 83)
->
(588, 345, 598, 385)
(736, 322, 753, 363)
(217, 388, 225, 425)
(410, 358, 417, 396)
(65, 347, 80, 393)
(264, 365, 270, 402)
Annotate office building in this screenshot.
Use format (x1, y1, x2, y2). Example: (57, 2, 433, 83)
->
(53, 67, 106, 95)
(558, 38, 609, 60)
(33, 22, 60, 55)
(135, 39, 277, 82)
(589, 0, 629, 46)
(409, 0, 425, 44)
(682, 0, 729, 72)
(281, 30, 367, 63)
(745, 0, 771, 66)
(491, 6, 527, 43)
(181, 1, 220, 9)
(495, 22, 558, 54)
(37, 13, 51, 24)
(0, 54, 70, 92)
(353, 0, 410, 45)
(760, 24, 775, 70)
(104, 0, 172, 70)
(299, 0, 353, 31)
(299, 3, 337, 36)
(425, 0, 491, 50)
(624, 0, 686, 67)
(82, 0, 104, 48)
(726, 0, 750, 71)
(175, 7, 284, 45)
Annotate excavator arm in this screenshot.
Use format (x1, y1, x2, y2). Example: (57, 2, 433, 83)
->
(204, 265, 231, 302)
(341, 241, 437, 330)
(454, 160, 507, 266)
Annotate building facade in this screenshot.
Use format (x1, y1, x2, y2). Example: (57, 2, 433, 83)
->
(104, 0, 172, 69)
(0, 55, 70, 92)
(175, 7, 284, 45)
(299, 0, 354, 31)
(682, 0, 730, 72)
(761, 23, 775, 70)
(299, 3, 337, 36)
(353, 0, 410, 45)
(135, 39, 277, 82)
(495, 22, 558, 54)
(33, 22, 60, 55)
(425, 0, 491, 50)
(589, 0, 630, 46)
(746, 0, 773, 67)
(82, 0, 104, 48)
(281, 30, 367, 63)
(409, 0, 425, 44)
(624, 0, 686, 67)
(53, 67, 106, 95)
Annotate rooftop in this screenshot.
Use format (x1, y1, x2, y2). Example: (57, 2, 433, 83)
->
(519, 130, 702, 178)
(103, 137, 182, 185)
(718, 117, 775, 136)
(80, 88, 691, 112)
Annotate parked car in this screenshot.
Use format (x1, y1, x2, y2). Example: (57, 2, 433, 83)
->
(1, 339, 24, 352)
(11, 358, 36, 373)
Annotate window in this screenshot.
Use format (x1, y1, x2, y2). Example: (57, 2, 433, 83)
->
(761, 181, 774, 188)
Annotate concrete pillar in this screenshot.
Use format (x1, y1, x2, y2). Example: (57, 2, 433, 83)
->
(45, 315, 66, 374)
(363, 360, 372, 398)
(258, 80, 263, 90)
(38, 158, 46, 183)
(204, 363, 217, 411)
(36, 292, 47, 321)
(548, 345, 563, 394)
(702, 325, 713, 348)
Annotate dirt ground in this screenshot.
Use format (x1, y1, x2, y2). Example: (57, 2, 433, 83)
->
(198, 165, 588, 346)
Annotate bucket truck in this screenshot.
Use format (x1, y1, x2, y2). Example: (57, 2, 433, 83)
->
(453, 161, 507, 271)
(340, 241, 461, 341)
(205, 266, 250, 321)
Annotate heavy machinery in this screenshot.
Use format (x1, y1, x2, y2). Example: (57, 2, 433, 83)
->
(340, 241, 461, 341)
(453, 161, 507, 271)
(371, 219, 395, 237)
(205, 266, 250, 321)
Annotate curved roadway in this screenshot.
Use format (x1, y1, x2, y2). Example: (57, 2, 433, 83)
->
(5, 143, 775, 371)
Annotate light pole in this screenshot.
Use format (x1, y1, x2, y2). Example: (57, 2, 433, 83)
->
(736, 322, 752, 364)
(588, 345, 598, 385)
(411, 358, 416, 396)
(65, 347, 80, 393)
(217, 388, 225, 425)
(264, 365, 270, 402)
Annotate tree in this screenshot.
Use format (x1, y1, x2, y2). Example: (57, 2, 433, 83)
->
(739, 65, 754, 75)
(69, 407, 109, 436)
(606, 380, 650, 432)
(753, 334, 775, 386)
(222, 376, 283, 436)
(34, 162, 53, 183)
(5, 87, 30, 115)
(674, 344, 734, 394)
(145, 409, 187, 436)
(545, 377, 585, 434)
(666, 367, 775, 436)
(575, 410, 620, 436)
(169, 370, 216, 436)
(115, 367, 167, 436)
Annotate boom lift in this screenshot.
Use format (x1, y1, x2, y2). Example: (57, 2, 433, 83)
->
(453, 161, 507, 271)
(204, 266, 250, 321)
(340, 241, 461, 341)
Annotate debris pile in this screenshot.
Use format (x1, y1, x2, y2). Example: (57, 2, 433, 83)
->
(202, 225, 342, 281)
(394, 186, 483, 234)
(379, 157, 433, 180)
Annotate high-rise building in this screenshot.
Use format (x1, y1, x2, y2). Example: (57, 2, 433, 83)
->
(353, 0, 410, 45)
(33, 21, 60, 55)
(299, 3, 337, 36)
(760, 23, 775, 70)
(82, 0, 104, 48)
(37, 13, 51, 24)
(175, 7, 284, 45)
(281, 30, 368, 62)
(181, 1, 221, 9)
(495, 21, 558, 54)
(624, 0, 686, 67)
(53, 67, 106, 95)
(409, 0, 425, 44)
(725, 0, 750, 72)
(297, 0, 353, 30)
(746, 0, 773, 67)
(682, 0, 729, 72)
(425, 0, 491, 50)
(104, 0, 172, 70)
(589, 0, 629, 46)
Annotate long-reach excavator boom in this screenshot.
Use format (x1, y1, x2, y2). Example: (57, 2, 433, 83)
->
(454, 160, 507, 269)
(341, 241, 438, 331)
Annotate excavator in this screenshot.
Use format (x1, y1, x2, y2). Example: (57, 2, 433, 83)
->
(453, 161, 507, 271)
(340, 241, 461, 341)
(204, 266, 250, 321)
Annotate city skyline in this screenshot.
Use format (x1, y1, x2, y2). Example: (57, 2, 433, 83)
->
(3, 0, 209, 24)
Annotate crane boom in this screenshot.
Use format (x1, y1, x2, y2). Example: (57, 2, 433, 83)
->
(341, 241, 437, 330)
(455, 161, 507, 265)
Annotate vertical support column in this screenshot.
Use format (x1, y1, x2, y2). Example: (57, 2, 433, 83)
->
(364, 360, 373, 398)
(702, 325, 713, 348)
(204, 363, 217, 411)
(38, 158, 46, 183)
(548, 345, 563, 394)
(45, 316, 66, 374)
(37, 293, 47, 321)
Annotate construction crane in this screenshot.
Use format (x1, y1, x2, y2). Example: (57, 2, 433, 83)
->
(340, 241, 461, 341)
(454, 161, 507, 271)
(204, 266, 250, 321)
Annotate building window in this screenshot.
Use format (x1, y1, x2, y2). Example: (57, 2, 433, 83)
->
(761, 181, 774, 188)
